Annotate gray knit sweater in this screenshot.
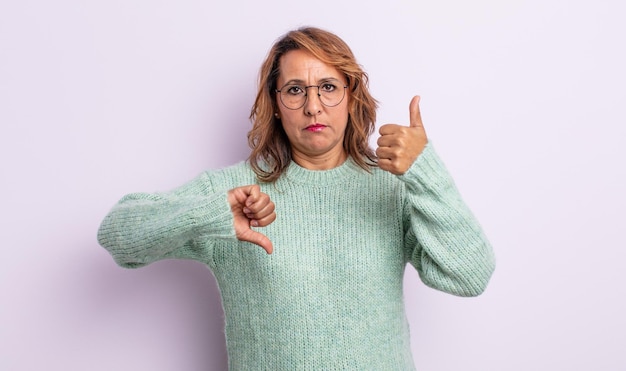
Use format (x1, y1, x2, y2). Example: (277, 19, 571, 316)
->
(97, 144, 496, 370)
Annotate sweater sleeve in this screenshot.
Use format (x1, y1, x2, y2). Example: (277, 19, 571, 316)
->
(96, 172, 236, 268)
(398, 143, 496, 297)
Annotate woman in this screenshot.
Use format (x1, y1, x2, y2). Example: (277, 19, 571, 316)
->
(98, 26, 495, 370)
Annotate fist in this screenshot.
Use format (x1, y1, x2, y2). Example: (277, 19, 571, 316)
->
(376, 95, 428, 175)
(227, 185, 276, 254)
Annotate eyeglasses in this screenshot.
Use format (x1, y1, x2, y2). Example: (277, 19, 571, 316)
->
(275, 81, 348, 110)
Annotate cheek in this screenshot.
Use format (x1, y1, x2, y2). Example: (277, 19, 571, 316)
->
(341, 99, 351, 121)
(279, 111, 296, 127)
(338, 107, 350, 128)
(279, 114, 300, 139)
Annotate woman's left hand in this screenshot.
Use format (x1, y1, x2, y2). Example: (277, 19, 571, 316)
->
(376, 95, 428, 175)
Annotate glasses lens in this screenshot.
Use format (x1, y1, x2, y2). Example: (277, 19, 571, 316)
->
(279, 84, 346, 109)
(319, 83, 345, 107)
(280, 85, 306, 109)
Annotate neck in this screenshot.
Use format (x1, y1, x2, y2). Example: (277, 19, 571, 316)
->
(292, 148, 348, 170)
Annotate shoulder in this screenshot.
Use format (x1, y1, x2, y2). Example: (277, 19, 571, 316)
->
(198, 161, 258, 190)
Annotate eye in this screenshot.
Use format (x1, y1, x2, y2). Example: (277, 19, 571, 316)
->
(320, 83, 337, 92)
(286, 85, 304, 95)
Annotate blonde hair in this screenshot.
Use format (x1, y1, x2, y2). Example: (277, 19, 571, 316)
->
(248, 27, 378, 182)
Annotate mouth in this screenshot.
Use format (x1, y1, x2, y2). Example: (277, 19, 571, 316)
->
(304, 123, 327, 132)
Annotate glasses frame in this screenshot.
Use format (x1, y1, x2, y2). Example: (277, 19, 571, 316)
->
(275, 83, 348, 110)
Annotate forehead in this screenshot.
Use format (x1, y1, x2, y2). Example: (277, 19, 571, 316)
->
(277, 49, 344, 84)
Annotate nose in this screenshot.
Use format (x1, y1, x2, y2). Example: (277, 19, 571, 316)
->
(304, 86, 322, 116)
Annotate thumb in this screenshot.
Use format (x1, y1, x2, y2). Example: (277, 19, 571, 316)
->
(409, 95, 423, 128)
(242, 228, 274, 254)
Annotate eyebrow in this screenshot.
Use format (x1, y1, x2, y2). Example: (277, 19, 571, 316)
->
(282, 77, 343, 86)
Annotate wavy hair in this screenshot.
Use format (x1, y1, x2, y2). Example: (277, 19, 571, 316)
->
(248, 26, 378, 182)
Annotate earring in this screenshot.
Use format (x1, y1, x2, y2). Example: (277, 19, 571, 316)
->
(274, 113, 280, 119)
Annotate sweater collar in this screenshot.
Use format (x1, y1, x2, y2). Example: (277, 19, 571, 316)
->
(282, 156, 364, 186)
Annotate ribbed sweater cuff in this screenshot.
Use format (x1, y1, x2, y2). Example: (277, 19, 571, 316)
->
(190, 192, 236, 238)
(398, 143, 454, 192)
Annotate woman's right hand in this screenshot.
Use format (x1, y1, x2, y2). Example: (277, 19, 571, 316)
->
(227, 185, 276, 254)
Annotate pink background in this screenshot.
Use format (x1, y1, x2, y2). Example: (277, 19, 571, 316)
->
(2, 0, 625, 370)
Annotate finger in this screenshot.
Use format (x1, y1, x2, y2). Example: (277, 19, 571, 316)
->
(246, 200, 275, 220)
(254, 210, 277, 227)
(378, 123, 403, 136)
(377, 158, 401, 174)
(377, 157, 392, 171)
(377, 135, 390, 147)
(245, 192, 272, 214)
(376, 146, 399, 160)
(377, 131, 408, 147)
(409, 95, 423, 128)
(378, 157, 408, 175)
(227, 188, 247, 208)
(245, 184, 261, 206)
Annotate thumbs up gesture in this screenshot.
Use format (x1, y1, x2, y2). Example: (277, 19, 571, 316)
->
(376, 96, 428, 175)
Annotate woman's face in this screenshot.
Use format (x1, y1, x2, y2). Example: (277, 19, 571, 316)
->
(275, 49, 350, 169)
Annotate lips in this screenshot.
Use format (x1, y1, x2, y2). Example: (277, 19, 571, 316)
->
(305, 123, 327, 132)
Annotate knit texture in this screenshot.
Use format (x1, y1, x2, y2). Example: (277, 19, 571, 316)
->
(97, 144, 496, 370)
